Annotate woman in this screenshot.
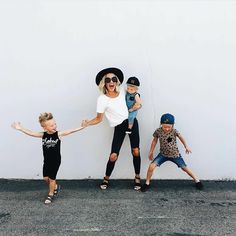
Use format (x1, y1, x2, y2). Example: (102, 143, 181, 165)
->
(82, 67, 142, 190)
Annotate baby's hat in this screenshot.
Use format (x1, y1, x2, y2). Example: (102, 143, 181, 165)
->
(126, 77, 140, 86)
(160, 113, 175, 124)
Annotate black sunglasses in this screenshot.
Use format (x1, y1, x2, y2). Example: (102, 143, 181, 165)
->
(104, 77, 118, 84)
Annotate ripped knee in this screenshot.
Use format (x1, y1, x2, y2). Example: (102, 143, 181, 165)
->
(132, 148, 140, 157)
(109, 153, 118, 162)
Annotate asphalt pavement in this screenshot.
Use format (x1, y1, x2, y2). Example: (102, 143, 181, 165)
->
(0, 179, 235, 236)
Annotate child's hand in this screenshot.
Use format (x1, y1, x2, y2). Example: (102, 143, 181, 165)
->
(148, 152, 154, 161)
(132, 102, 141, 111)
(11, 122, 22, 130)
(185, 147, 192, 154)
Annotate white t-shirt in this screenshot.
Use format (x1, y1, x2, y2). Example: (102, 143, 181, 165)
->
(96, 89, 128, 127)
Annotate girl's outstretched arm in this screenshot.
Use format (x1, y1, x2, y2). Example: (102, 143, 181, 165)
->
(58, 126, 84, 137)
(11, 122, 43, 138)
(177, 134, 192, 154)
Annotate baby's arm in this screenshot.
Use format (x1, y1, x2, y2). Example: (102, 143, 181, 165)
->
(148, 137, 158, 161)
(129, 94, 141, 112)
(11, 122, 43, 138)
(177, 134, 192, 154)
(58, 126, 84, 137)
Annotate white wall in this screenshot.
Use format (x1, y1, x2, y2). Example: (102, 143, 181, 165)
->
(1, 0, 236, 180)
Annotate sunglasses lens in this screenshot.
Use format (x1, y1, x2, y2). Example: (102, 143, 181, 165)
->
(105, 77, 118, 83)
(112, 77, 118, 83)
(105, 78, 111, 83)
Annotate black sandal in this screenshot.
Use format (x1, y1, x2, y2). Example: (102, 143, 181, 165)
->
(44, 195, 54, 204)
(100, 178, 109, 190)
(134, 176, 141, 191)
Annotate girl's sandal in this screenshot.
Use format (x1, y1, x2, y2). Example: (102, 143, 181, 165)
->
(44, 195, 54, 204)
(134, 176, 141, 191)
(100, 178, 109, 190)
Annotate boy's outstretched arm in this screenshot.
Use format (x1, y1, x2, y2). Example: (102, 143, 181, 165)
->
(148, 137, 158, 161)
(177, 134, 192, 154)
(11, 122, 43, 138)
(58, 126, 84, 137)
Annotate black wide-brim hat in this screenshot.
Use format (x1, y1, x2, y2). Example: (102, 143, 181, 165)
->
(95, 67, 124, 86)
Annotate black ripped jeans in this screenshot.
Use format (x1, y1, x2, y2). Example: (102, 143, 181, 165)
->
(105, 118, 141, 177)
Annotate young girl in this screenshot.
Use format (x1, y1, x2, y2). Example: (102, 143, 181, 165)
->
(125, 77, 141, 134)
(11, 112, 84, 204)
(141, 113, 203, 192)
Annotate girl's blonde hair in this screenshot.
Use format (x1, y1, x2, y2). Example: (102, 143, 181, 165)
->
(39, 112, 53, 126)
(98, 75, 121, 94)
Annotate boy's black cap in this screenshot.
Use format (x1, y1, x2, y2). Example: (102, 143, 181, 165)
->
(160, 113, 175, 124)
(126, 77, 140, 86)
(95, 67, 124, 86)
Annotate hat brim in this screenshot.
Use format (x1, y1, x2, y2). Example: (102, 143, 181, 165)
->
(96, 67, 124, 85)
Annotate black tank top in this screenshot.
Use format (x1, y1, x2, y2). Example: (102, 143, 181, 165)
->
(42, 131, 61, 163)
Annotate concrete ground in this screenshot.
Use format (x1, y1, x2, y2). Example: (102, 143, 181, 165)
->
(0, 179, 235, 236)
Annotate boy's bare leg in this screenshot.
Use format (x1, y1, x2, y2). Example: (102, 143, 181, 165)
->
(54, 181, 58, 190)
(145, 163, 157, 185)
(43, 177, 49, 185)
(141, 163, 157, 192)
(44, 177, 58, 194)
(48, 178, 56, 196)
(43, 177, 55, 204)
(181, 167, 199, 182)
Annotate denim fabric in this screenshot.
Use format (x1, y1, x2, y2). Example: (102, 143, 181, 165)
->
(126, 92, 138, 125)
(152, 153, 187, 168)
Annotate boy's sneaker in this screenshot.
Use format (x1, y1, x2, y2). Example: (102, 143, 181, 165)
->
(141, 183, 150, 192)
(195, 181, 203, 190)
(125, 128, 132, 134)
